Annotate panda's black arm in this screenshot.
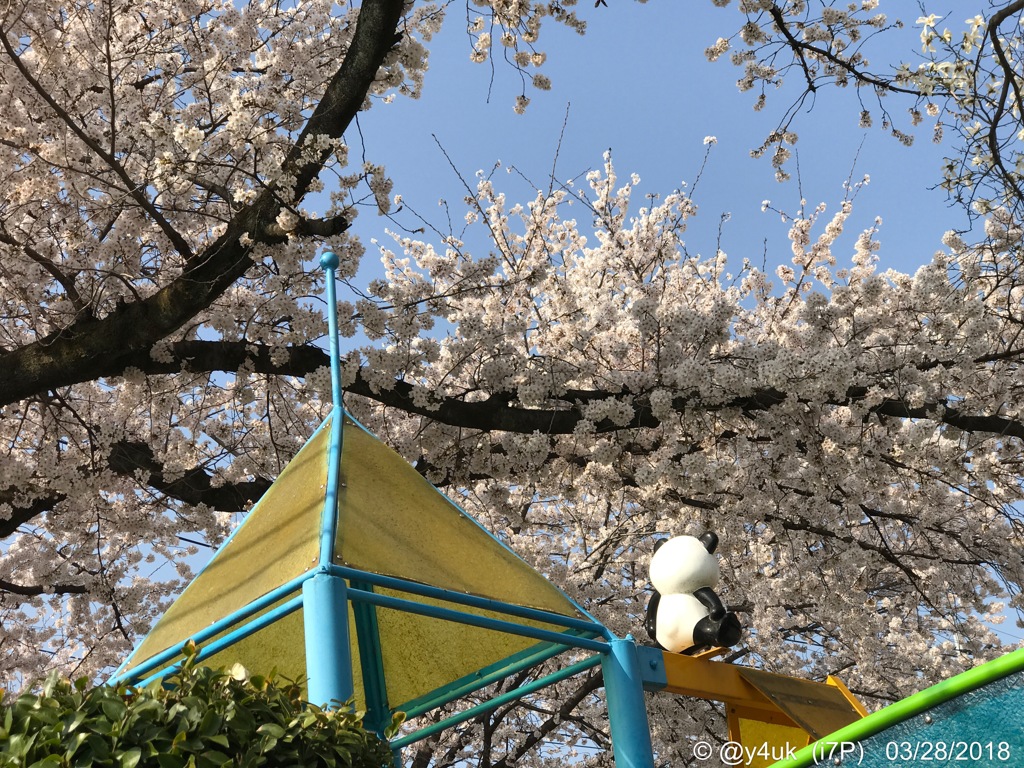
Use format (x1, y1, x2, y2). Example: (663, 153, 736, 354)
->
(645, 591, 661, 644)
(693, 587, 726, 620)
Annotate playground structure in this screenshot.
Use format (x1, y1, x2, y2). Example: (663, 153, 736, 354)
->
(110, 253, 1023, 767)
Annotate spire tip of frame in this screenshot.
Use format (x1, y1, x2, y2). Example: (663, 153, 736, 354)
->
(320, 251, 340, 270)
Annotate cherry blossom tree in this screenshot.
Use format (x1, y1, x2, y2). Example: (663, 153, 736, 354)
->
(2, 1, 1024, 766)
(711, 1, 1024, 223)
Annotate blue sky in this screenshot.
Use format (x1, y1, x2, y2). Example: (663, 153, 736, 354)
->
(343, 1, 966, 281)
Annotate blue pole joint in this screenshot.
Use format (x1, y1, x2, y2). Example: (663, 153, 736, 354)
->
(602, 636, 656, 768)
(303, 572, 354, 709)
(635, 644, 668, 691)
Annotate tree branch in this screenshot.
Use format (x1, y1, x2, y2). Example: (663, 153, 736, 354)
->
(489, 670, 605, 768)
(0, 0, 406, 407)
(1, 441, 272, 539)
(110, 340, 1024, 441)
(766, 4, 920, 96)
(107, 441, 272, 510)
(0, 578, 87, 596)
(0, 494, 66, 539)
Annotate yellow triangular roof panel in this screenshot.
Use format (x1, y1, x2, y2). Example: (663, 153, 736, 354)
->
(373, 588, 564, 708)
(124, 419, 330, 672)
(335, 415, 583, 619)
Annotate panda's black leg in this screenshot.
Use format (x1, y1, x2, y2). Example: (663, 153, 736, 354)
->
(717, 612, 742, 647)
(691, 616, 720, 647)
(692, 613, 742, 648)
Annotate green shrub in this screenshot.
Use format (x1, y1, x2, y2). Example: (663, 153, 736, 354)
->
(0, 642, 402, 768)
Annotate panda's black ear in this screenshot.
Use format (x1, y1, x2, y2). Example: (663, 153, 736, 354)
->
(653, 538, 668, 553)
(698, 532, 719, 554)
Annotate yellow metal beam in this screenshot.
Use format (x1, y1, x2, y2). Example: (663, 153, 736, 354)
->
(659, 652, 780, 712)
(657, 651, 864, 740)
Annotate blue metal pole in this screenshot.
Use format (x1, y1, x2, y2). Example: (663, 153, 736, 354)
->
(328, 563, 608, 637)
(318, 251, 345, 568)
(320, 251, 344, 408)
(351, 579, 390, 736)
(346, 586, 609, 653)
(602, 636, 656, 768)
(303, 571, 354, 709)
(389, 654, 603, 750)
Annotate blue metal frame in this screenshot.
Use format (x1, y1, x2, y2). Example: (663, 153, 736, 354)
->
(318, 252, 344, 568)
(601, 637, 656, 768)
(390, 654, 603, 750)
(133, 594, 305, 689)
(329, 564, 608, 638)
(351, 578, 391, 734)
(347, 586, 609, 653)
(303, 571, 354, 708)
(301, 252, 355, 712)
(400, 641, 574, 720)
(110, 572, 312, 686)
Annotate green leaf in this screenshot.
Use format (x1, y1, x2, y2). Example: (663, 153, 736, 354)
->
(170, 729, 187, 751)
(63, 731, 89, 759)
(88, 717, 113, 736)
(101, 699, 126, 722)
(63, 711, 87, 735)
(255, 723, 285, 739)
(27, 756, 64, 768)
(6, 733, 35, 758)
(200, 750, 233, 768)
(197, 709, 222, 737)
(86, 733, 111, 761)
(118, 747, 142, 768)
(248, 675, 266, 691)
(384, 710, 406, 740)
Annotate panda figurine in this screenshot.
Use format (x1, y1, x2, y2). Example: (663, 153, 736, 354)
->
(645, 531, 742, 653)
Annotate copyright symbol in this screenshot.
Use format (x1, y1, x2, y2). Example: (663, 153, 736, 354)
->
(720, 741, 745, 766)
(692, 741, 714, 761)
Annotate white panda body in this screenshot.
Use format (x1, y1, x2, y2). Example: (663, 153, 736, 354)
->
(649, 535, 720, 595)
(653, 593, 707, 653)
(646, 533, 742, 653)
